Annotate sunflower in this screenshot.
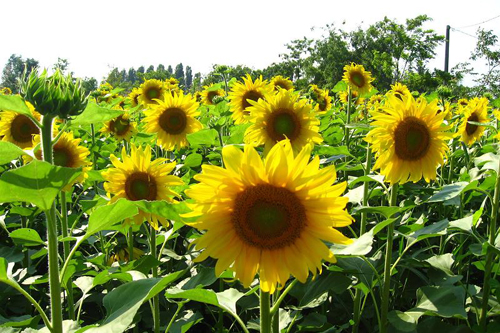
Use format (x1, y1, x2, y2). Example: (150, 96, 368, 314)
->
(455, 98, 469, 115)
(101, 112, 137, 141)
(183, 140, 353, 293)
(128, 88, 142, 108)
(437, 101, 452, 121)
(201, 84, 225, 105)
(102, 144, 183, 229)
(342, 63, 374, 95)
(228, 74, 273, 124)
(144, 92, 202, 151)
(338, 90, 364, 106)
(458, 97, 489, 146)
(309, 85, 332, 114)
(0, 102, 41, 149)
(366, 94, 452, 185)
(0, 87, 12, 95)
(138, 79, 166, 106)
(367, 94, 384, 112)
(270, 76, 294, 91)
(389, 83, 411, 98)
(107, 246, 144, 265)
(245, 89, 323, 154)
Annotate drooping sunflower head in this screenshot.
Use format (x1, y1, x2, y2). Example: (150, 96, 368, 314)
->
(0, 102, 41, 149)
(389, 82, 411, 99)
(102, 144, 183, 229)
(342, 63, 374, 95)
(101, 112, 137, 141)
(437, 101, 452, 121)
(245, 89, 323, 154)
(270, 76, 294, 91)
(201, 84, 225, 105)
(458, 97, 489, 146)
(128, 88, 142, 108)
(143, 92, 203, 151)
(138, 79, 166, 106)
(184, 140, 353, 293)
(366, 94, 453, 185)
(228, 74, 273, 124)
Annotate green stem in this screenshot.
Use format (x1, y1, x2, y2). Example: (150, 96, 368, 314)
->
(41, 115, 63, 333)
(150, 226, 160, 333)
(260, 290, 271, 333)
(272, 290, 280, 333)
(380, 184, 398, 333)
(21, 203, 29, 268)
(447, 139, 456, 183)
(479, 157, 500, 329)
(60, 194, 75, 320)
(165, 301, 186, 333)
(128, 227, 134, 262)
(344, 87, 352, 150)
(60, 237, 86, 284)
(217, 279, 224, 332)
(270, 279, 297, 316)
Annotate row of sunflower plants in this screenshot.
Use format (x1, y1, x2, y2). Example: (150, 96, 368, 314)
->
(0, 63, 498, 333)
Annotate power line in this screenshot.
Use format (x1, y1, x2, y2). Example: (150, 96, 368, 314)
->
(457, 14, 500, 29)
(450, 27, 478, 39)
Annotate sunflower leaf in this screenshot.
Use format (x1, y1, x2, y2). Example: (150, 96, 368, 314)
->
(0, 142, 28, 164)
(71, 102, 124, 126)
(0, 95, 32, 116)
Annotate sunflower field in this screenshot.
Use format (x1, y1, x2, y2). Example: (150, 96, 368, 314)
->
(0, 59, 499, 333)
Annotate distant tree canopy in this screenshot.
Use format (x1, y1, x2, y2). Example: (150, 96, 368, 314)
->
(1, 54, 39, 93)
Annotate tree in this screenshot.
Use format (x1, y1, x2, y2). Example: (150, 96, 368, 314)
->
(1, 54, 39, 93)
(105, 68, 122, 87)
(185, 66, 193, 89)
(52, 58, 72, 76)
(82, 77, 98, 95)
(470, 28, 500, 96)
(167, 65, 173, 75)
(157, 64, 166, 73)
(146, 65, 154, 73)
(174, 63, 185, 86)
(127, 68, 137, 83)
(193, 72, 201, 91)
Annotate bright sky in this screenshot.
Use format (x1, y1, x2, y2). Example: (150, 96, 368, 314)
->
(2, 0, 500, 85)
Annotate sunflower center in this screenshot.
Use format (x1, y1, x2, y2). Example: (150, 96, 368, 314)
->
(466, 113, 479, 136)
(159, 108, 187, 135)
(318, 98, 327, 111)
(242, 90, 263, 114)
(351, 71, 365, 88)
(10, 115, 39, 143)
(53, 147, 74, 167)
(207, 91, 218, 104)
(267, 109, 301, 142)
(231, 184, 306, 250)
(394, 116, 431, 161)
(147, 88, 160, 99)
(125, 172, 157, 201)
(110, 116, 131, 135)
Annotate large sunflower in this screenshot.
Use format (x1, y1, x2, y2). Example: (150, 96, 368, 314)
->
(228, 74, 273, 124)
(101, 112, 137, 141)
(143, 92, 202, 151)
(184, 141, 353, 293)
(342, 63, 374, 95)
(138, 79, 166, 106)
(366, 94, 452, 185)
(270, 76, 294, 91)
(458, 97, 489, 146)
(201, 84, 225, 105)
(102, 144, 183, 229)
(245, 90, 323, 154)
(0, 102, 41, 149)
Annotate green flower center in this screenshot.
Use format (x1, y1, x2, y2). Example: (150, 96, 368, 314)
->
(110, 116, 131, 136)
(267, 108, 301, 142)
(53, 147, 73, 167)
(351, 71, 366, 88)
(125, 172, 157, 201)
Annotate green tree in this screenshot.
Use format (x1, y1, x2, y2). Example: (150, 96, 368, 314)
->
(81, 77, 98, 95)
(175, 63, 185, 86)
(127, 68, 137, 83)
(146, 65, 154, 73)
(185, 66, 193, 89)
(1, 54, 39, 93)
(52, 58, 72, 76)
(167, 65, 173, 75)
(470, 28, 500, 96)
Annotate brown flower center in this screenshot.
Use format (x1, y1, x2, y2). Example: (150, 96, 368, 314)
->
(394, 116, 431, 161)
(241, 90, 263, 114)
(466, 113, 479, 136)
(10, 115, 39, 144)
(231, 184, 306, 249)
(266, 108, 301, 142)
(110, 115, 131, 136)
(207, 91, 218, 104)
(125, 172, 157, 201)
(53, 146, 74, 168)
(351, 71, 365, 88)
(159, 108, 187, 135)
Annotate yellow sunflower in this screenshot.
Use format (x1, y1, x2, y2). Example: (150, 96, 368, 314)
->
(458, 97, 489, 146)
(101, 112, 137, 141)
(245, 89, 323, 154)
(338, 90, 364, 106)
(309, 85, 332, 115)
(0, 87, 12, 95)
(228, 74, 273, 124)
(389, 82, 411, 99)
(455, 98, 469, 115)
(367, 94, 384, 112)
(144, 92, 202, 151)
(0, 102, 41, 149)
(128, 88, 142, 108)
(342, 63, 374, 95)
(270, 76, 294, 91)
(102, 144, 183, 229)
(107, 246, 144, 265)
(183, 140, 353, 293)
(138, 79, 166, 106)
(201, 84, 225, 105)
(366, 94, 452, 185)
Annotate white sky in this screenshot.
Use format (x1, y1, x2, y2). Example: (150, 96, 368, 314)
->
(2, 0, 500, 85)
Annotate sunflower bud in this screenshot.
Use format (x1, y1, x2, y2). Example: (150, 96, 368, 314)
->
(436, 85, 452, 100)
(20, 68, 89, 119)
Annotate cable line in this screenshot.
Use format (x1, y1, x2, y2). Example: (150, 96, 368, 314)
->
(457, 14, 500, 29)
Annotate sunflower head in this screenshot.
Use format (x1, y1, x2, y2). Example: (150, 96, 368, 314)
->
(144, 92, 203, 151)
(0, 87, 12, 95)
(102, 144, 183, 229)
(389, 83, 411, 99)
(0, 102, 41, 149)
(270, 76, 294, 91)
(228, 74, 273, 124)
(342, 63, 374, 95)
(138, 79, 166, 106)
(459, 97, 489, 146)
(201, 84, 225, 105)
(338, 90, 364, 106)
(184, 140, 353, 293)
(245, 89, 323, 154)
(128, 88, 142, 108)
(101, 112, 137, 141)
(366, 94, 453, 185)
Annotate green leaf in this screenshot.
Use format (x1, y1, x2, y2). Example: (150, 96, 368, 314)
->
(332, 231, 372, 255)
(85, 199, 138, 237)
(227, 124, 251, 144)
(332, 80, 347, 92)
(425, 254, 454, 276)
(169, 311, 203, 333)
(0, 160, 80, 210)
(0, 142, 28, 164)
(353, 206, 401, 218)
(409, 219, 449, 241)
(0, 314, 40, 328)
(387, 310, 417, 333)
(297, 313, 327, 330)
(428, 182, 469, 203)
(0, 95, 31, 116)
(71, 102, 124, 126)
(184, 153, 203, 168)
(449, 215, 474, 233)
(409, 285, 466, 319)
(474, 152, 500, 173)
(10, 228, 45, 247)
(298, 273, 352, 308)
(186, 129, 219, 146)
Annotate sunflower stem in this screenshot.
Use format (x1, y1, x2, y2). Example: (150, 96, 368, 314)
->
(447, 139, 456, 183)
(344, 87, 352, 150)
(128, 227, 134, 262)
(165, 301, 186, 333)
(260, 290, 272, 333)
(41, 115, 64, 333)
(380, 183, 398, 333)
(479, 157, 500, 330)
(272, 290, 280, 333)
(60, 193, 75, 320)
(270, 279, 297, 316)
(150, 225, 160, 333)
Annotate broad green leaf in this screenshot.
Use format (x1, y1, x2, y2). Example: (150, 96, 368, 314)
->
(353, 206, 401, 218)
(425, 254, 454, 276)
(409, 219, 449, 241)
(227, 124, 251, 144)
(474, 152, 500, 173)
(169, 311, 203, 333)
(0, 95, 31, 116)
(0, 314, 40, 328)
(297, 273, 352, 308)
(186, 129, 219, 146)
(71, 102, 124, 126)
(297, 313, 327, 330)
(85, 199, 138, 237)
(10, 228, 45, 247)
(0, 142, 28, 164)
(0, 160, 80, 210)
(410, 285, 466, 319)
(182, 267, 217, 289)
(449, 215, 474, 233)
(184, 153, 203, 168)
(32, 320, 80, 333)
(428, 182, 469, 203)
(336, 257, 375, 288)
(132, 200, 181, 222)
(332, 231, 373, 255)
(388, 310, 417, 333)
(332, 80, 347, 92)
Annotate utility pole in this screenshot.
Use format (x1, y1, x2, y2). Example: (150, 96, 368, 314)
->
(444, 25, 450, 73)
